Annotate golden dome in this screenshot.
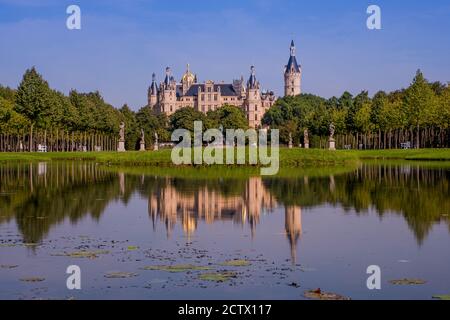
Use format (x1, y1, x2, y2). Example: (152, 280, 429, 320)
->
(181, 64, 195, 84)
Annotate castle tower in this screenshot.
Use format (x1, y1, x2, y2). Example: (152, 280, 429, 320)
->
(284, 40, 302, 97)
(148, 73, 158, 109)
(160, 67, 177, 115)
(245, 66, 262, 128)
(181, 64, 195, 95)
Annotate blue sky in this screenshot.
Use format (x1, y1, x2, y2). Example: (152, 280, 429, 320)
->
(0, 0, 449, 110)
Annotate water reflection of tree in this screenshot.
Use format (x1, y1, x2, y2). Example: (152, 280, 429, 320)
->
(263, 164, 450, 243)
(0, 163, 126, 243)
(1, 162, 449, 246)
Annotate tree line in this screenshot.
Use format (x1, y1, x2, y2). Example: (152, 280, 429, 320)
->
(1, 68, 449, 151)
(263, 70, 450, 149)
(0, 67, 169, 152)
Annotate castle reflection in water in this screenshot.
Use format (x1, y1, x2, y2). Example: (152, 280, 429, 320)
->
(147, 177, 302, 261)
(3, 162, 448, 264)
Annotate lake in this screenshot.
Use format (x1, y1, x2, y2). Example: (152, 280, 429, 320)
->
(0, 161, 449, 300)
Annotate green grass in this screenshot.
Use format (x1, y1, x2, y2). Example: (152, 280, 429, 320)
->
(0, 148, 359, 167)
(343, 149, 450, 161)
(1, 149, 449, 174)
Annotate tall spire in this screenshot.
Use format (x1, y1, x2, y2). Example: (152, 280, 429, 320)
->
(164, 67, 171, 86)
(286, 40, 300, 73)
(247, 66, 257, 89)
(150, 73, 158, 95)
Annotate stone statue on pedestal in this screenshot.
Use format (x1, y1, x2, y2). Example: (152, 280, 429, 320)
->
(304, 128, 309, 149)
(153, 132, 159, 151)
(288, 133, 293, 149)
(117, 122, 126, 152)
(328, 122, 336, 151)
(139, 129, 145, 151)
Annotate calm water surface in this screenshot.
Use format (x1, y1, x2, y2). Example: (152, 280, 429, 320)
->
(0, 162, 449, 300)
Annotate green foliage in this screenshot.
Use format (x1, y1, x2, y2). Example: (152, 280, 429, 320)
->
(14, 67, 52, 128)
(404, 70, 436, 128)
(1, 67, 450, 150)
(207, 104, 248, 130)
(169, 107, 209, 132)
(136, 106, 170, 147)
(263, 94, 328, 144)
(263, 70, 449, 149)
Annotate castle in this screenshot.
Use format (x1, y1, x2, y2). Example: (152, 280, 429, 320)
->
(148, 40, 302, 128)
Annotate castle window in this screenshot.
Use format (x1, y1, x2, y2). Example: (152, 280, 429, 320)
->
(201, 94, 205, 101)
(208, 94, 211, 101)
(207, 87, 212, 93)
(214, 94, 218, 101)
(170, 105, 173, 112)
(255, 114, 258, 121)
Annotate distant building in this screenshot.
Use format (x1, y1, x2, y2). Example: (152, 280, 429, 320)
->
(148, 40, 302, 128)
(284, 40, 302, 97)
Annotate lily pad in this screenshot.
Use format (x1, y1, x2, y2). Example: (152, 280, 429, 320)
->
(389, 278, 427, 285)
(20, 277, 45, 282)
(22, 243, 39, 247)
(1, 265, 18, 269)
(53, 250, 110, 259)
(198, 272, 237, 282)
(304, 288, 350, 300)
(127, 246, 139, 251)
(432, 295, 450, 300)
(220, 259, 251, 267)
(104, 272, 138, 279)
(141, 264, 211, 273)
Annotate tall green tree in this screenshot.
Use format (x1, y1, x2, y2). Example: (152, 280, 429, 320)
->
(403, 70, 437, 148)
(15, 67, 52, 151)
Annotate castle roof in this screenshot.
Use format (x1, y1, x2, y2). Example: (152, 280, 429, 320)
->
(286, 55, 301, 73)
(286, 40, 301, 73)
(177, 84, 239, 97)
(150, 73, 158, 95)
(247, 66, 258, 89)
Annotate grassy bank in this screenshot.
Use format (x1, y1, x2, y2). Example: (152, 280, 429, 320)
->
(1, 148, 449, 168)
(343, 149, 450, 161)
(0, 148, 359, 167)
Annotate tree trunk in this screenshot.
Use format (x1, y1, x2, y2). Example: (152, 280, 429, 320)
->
(416, 124, 420, 149)
(29, 124, 34, 152)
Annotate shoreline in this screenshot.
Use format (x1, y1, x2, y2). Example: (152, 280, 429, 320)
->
(0, 149, 449, 168)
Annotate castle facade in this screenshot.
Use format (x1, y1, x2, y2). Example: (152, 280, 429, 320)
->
(148, 41, 302, 128)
